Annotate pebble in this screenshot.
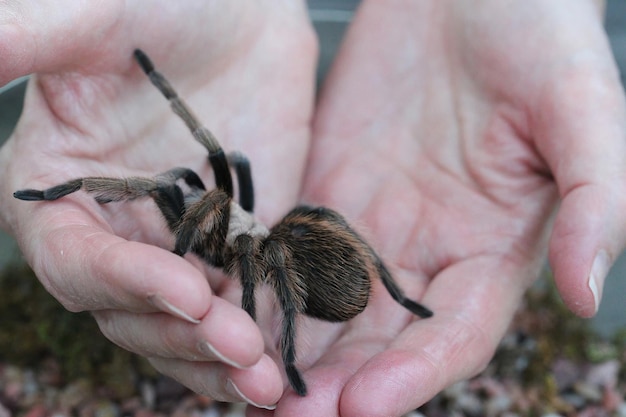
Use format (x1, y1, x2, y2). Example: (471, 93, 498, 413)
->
(573, 381, 603, 402)
(485, 394, 512, 416)
(602, 385, 623, 411)
(93, 400, 120, 417)
(221, 403, 246, 417)
(499, 413, 520, 417)
(0, 404, 9, 417)
(551, 358, 581, 390)
(585, 360, 620, 388)
(58, 378, 93, 410)
(140, 380, 156, 409)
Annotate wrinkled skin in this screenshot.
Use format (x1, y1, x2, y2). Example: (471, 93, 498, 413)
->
(1, 1, 626, 416)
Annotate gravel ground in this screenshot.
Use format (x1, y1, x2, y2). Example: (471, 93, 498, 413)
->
(1, 267, 624, 417)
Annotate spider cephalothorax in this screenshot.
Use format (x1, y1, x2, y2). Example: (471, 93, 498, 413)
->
(14, 49, 433, 396)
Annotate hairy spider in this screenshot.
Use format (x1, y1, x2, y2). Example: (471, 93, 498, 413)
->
(14, 49, 433, 396)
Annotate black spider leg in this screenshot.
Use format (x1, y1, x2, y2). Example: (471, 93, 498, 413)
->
(153, 168, 206, 231)
(13, 177, 163, 204)
(227, 151, 254, 212)
(13, 168, 206, 236)
(225, 234, 262, 320)
(374, 258, 433, 319)
(14, 179, 84, 201)
(133, 49, 233, 198)
(264, 240, 308, 396)
(222, 151, 257, 318)
(276, 271, 307, 397)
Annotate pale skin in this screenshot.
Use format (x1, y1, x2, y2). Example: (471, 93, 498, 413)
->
(1, 1, 625, 416)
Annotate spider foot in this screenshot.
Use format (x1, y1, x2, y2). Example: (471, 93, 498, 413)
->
(285, 364, 307, 397)
(401, 299, 433, 318)
(13, 189, 45, 201)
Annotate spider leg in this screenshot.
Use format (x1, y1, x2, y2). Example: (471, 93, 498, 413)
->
(227, 151, 254, 212)
(263, 240, 308, 396)
(133, 49, 233, 198)
(14, 168, 207, 235)
(149, 167, 205, 230)
(14, 179, 84, 201)
(13, 177, 159, 204)
(374, 258, 433, 318)
(224, 234, 263, 320)
(158, 167, 206, 191)
(276, 272, 307, 396)
(172, 190, 230, 266)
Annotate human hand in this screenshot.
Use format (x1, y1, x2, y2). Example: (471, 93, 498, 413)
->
(0, 1, 317, 408)
(252, 1, 626, 415)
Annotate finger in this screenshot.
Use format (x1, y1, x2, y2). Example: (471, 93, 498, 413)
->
(19, 201, 212, 322)
(533, 46, 626, 317)
(93, 297, 264, 369)
(0, 2, 126, 84)
(149, 354, 282, 410)
(336, 256, 533, 417)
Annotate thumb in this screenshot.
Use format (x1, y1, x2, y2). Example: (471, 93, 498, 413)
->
(536, 56, 626, 317)
(550, 182, 626, 317)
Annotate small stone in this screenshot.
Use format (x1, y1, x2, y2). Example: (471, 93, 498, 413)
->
(37, 358, 63, 387)
(59, 379, 93, 410)
(2, 366, 24, 403)
(585, 360, 620, 389)
(499, 413, 520, 417)
(194, 394, 215, 408)
(576, 406, 611, 417)
(573, 381, 602, 402)
(155, 376, 187, 400)
(0, 402, 10, 417)
(140, 381, 156, 409)
(200, 406, 222, 417)
(443, 380, 468, 399)
(551, 358, 581, 391)
(23, 404, 48, 417)
(486, 394, 512, 416)
(456, 392, 484, 416)
(93, 400, 119, 417)
(134, 409, 159, 417)
(602, 385, 623, 412)
(561, 392, 586, 409)
(120, 396, 142, 414)
(222, 402, 247, 417)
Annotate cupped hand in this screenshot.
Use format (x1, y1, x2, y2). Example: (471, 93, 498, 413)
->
(0, 0, 317, 408)
(255, 1, 626, 415)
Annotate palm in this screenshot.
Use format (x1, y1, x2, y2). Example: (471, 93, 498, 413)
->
(265, 1, 626, 415)
(0, 0, 316, 405)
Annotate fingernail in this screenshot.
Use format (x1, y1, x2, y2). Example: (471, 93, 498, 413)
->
(148, 294, 201, 324)
(226, 379, 277, 411)
(198, 341, 246, 369)
(589, 249, 610, 314)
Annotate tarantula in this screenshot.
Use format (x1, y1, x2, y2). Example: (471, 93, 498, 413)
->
(14, 49, 433, 396)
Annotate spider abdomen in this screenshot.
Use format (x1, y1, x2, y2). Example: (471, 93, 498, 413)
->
(269, 206, 373, 322)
